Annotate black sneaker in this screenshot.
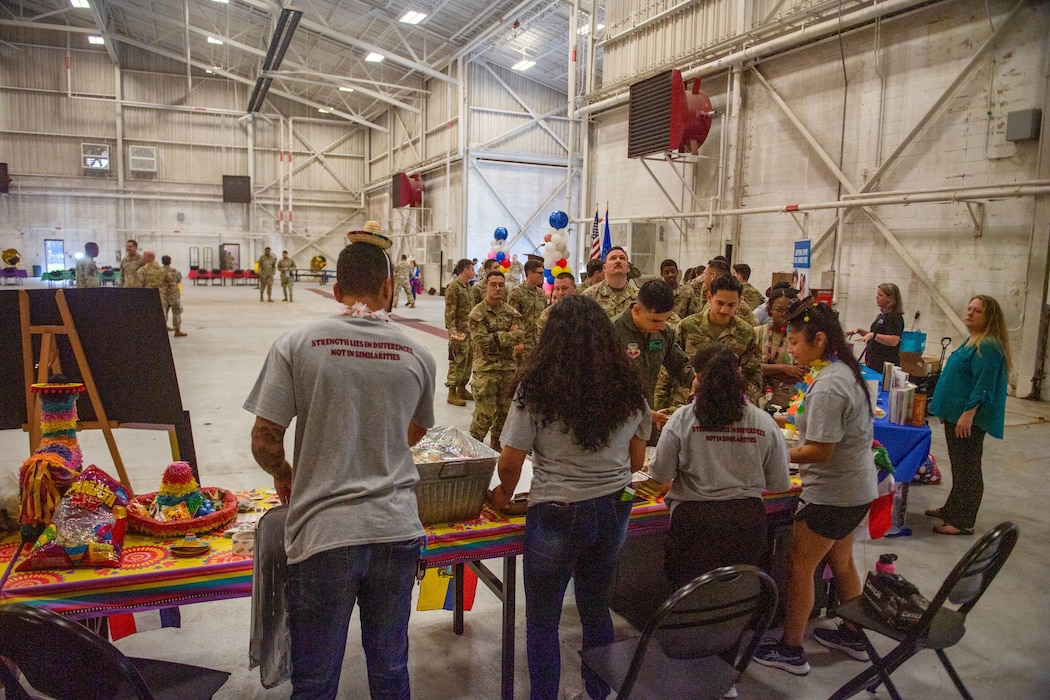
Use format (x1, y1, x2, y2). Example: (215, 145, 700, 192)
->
(814, 625, 870, 661)
(753, 642, 810, 675)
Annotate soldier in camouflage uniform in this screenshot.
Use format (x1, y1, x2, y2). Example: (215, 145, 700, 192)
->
(468, 271, 525, 450)
(257, 247, 277, 302)
(444, 258, 476, 406)
(581, 247, 637, 318)
(662, 275, 762, 407)
(506, 254, 524, 291)
(507, 259, 546, 360)
(577, 258, 605, 293)
(612, 280, 693, 438)
(140, 252, 188, 338)
(277, 250, 297, 302)
(471, 259, 498, 307)
(120, 239, 144, 288)
(660, 259, 702, 319)
(535, 272, 577, 341)
(734, 263, 766, 314)
(393, 254, 415, 308)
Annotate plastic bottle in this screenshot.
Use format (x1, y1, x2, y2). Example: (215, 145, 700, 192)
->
(876, 553, 898, 575)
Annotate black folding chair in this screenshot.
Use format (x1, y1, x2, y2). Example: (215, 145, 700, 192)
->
(830, 521, 1020, 700)
(580, 565, 778, 700)
(0, 603, 230, 700)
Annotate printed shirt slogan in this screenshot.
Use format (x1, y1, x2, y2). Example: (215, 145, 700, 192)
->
(692, 425, 766, 444)
(312, 337, 415, 361)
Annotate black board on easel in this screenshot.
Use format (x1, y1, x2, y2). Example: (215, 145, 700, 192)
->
(0, 288, 198, 477)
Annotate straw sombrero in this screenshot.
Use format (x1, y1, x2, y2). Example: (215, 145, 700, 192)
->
(347, 220, 392, 249)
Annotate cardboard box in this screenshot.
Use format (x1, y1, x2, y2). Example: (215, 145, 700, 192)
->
(900, 352, 942, 377)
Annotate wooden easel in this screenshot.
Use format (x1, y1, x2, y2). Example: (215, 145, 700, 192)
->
(19, 289, 135, 496)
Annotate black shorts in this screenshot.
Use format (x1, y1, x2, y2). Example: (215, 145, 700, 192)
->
(794, 499, 870, 540)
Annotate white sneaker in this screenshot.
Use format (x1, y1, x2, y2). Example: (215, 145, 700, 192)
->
(722, 685, 738, 698)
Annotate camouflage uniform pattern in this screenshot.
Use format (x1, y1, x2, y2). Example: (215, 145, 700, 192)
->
(393, 259, 414, 307)
(75, 258, 99, 288)
(277, 257, 296, 301)
(611, 310, 692, 410)
(468, 302, 525, 444)
(471, 282, 485, 308)
(508, 284, 546, 356)
(444, 278, 474, 389)
(140, 261, 183, 331)
(672, 283, 702, 319)
(257, 253, 277, 300)
(581, 280, 638, 319)
(699, 297, 757, 326)
(670, 311, 763, 402)
(754, 322, 796, 408)
(507, 260, 524, 290)
(741, 282, 765, 315)
(120, 253, 144, 288)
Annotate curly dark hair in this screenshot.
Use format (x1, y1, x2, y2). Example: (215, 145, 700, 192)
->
(691, 344, 746, 430)
(516, 295, 647, 451)
(786, 300, 872, 415)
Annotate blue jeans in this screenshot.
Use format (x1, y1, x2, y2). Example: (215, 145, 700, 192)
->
(524, 492, 633, 700)
(286, 538, 422, 700)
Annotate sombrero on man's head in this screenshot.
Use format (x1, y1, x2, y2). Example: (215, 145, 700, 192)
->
(347, 220, 392, 249)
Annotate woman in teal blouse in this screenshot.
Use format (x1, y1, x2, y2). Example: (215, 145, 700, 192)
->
(927, 295, 1010, 535)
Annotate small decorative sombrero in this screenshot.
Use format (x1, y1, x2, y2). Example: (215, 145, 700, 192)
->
(347, 220, 392, 249)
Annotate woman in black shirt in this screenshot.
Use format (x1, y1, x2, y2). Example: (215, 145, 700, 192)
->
(849, 283, 904, 370)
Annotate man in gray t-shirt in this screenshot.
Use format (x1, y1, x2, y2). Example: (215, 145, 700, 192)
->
(244, 239, 436, 698)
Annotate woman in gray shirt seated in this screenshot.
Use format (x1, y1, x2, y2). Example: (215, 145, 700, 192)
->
(650, 344, 792, 590)
(753, 300, 878, 677)
(489, 295, 651, 700)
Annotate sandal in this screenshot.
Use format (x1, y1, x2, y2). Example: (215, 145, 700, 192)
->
(933, 524, 974, 536)
(924, 508, 943, 519)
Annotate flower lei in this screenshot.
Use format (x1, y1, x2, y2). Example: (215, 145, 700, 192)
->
(786, 357, 831, 417)
(339, 301, 390, 321)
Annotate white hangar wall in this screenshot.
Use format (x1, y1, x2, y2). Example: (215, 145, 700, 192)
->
(589, 0, 1050, 397)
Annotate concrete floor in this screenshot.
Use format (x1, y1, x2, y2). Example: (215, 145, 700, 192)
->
(3, 279, 1049, 699)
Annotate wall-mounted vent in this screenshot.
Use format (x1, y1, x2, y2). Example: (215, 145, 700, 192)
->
(628, 70, 684, 159)
(391, 172, 424, 208)
(129, 145, 157, 173)
(82, 143, 111, 171)
(628, 70, 714, 158)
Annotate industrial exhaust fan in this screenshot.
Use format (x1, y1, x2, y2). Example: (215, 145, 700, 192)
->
(627, 69, 713, 159)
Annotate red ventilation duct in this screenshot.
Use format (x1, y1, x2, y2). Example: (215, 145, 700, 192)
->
(392, 172, 424, 208)
(627, 70, 713, 158)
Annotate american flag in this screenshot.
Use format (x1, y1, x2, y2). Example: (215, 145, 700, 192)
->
(589, 207, 601, 260)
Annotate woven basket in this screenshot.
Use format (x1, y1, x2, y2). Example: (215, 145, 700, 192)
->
(128, 487, 238, 537)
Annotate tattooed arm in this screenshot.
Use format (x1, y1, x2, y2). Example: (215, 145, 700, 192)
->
(252, 416, 293, 504)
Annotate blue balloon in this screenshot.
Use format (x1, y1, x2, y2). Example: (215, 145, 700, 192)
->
(496, 252, 505, 262)
(548, 211, 568, 229)
(493, 226, 508, 240)
(545, 272, 555, 284)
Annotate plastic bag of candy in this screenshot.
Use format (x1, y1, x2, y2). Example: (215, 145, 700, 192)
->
(18, 465, 129, 571)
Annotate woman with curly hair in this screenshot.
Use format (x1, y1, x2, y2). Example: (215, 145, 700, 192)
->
(488, 294, 651, 700)
(753, 300, 877, 676)
(650, 344, 791, 590)
(926, 294, 1011, 535)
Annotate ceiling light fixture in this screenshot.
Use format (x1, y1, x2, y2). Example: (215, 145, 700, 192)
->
(318, 108, 330, 114)
(87, 35, 104, 45)
(399, 11, 427, 25)
(207, 36, 224, 45)
(70, 0, 90, 8)
(246, 5, 304, 114)
(339, 86, 355, 92)
(211, 0, 229, 3)
(365, 52, 385, 63)
(578, 23, 604, 35)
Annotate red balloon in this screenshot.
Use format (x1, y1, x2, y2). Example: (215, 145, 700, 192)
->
(557, 258, 567, 267)
(544, 233, 553, 242)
